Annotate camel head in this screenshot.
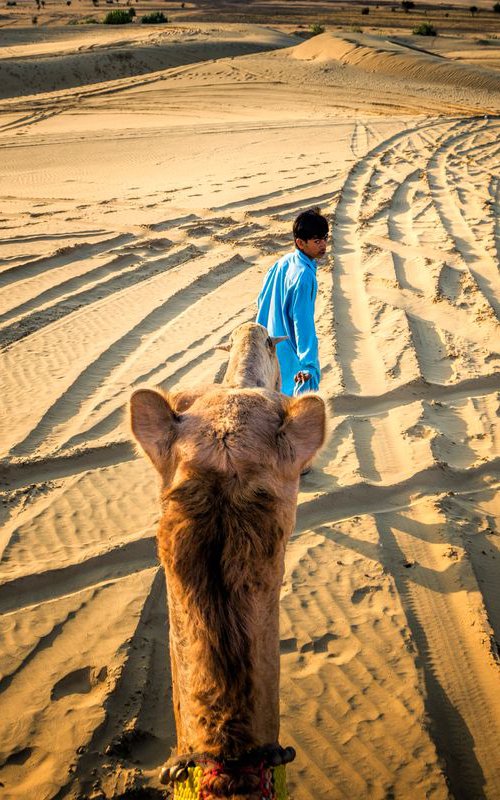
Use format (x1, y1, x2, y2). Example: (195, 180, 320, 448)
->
(219, 322, 287, 391)
(130, 385, 325, 799)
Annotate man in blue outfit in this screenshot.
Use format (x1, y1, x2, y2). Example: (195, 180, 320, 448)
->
(256, 207, 328, 396)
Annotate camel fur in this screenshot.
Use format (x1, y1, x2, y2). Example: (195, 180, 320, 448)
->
(130, 324, 325, 799)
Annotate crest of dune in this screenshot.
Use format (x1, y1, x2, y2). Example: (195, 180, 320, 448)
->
(290, 32, 500, 94)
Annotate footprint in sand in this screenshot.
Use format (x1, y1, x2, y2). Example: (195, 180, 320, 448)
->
(300, 632, 339, 654)
(351, 585, 382, 605)
(4, 747, 32, 766)
(280, 637, 298, 654)
(51, 665, 107, 700)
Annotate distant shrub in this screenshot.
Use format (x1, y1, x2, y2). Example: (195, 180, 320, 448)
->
(6, 2, 17, 6)
(469, 5, 478, 14)
(103, 8, 132, 22)
(401, 0, 414, 10)
(494, 2, 500, 12)
(351, 24, 363, 32)
(413, 21, 437, 35)
(309, 23, 325, 35)
(361, 6, 369, 14)
(127, 5, 135, 15)
(32, 13, 37, 21)
(141, 10, 167, 21)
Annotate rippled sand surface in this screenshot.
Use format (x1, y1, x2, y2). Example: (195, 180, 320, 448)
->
(1, 22, 499, 800)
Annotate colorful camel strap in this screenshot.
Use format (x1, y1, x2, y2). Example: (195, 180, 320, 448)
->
(172, 764, 288, 800)
(161, 743, 294, 800)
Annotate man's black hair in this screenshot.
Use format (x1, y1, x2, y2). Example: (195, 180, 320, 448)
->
(293, 207, 329, 242)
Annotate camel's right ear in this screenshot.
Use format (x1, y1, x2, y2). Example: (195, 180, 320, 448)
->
(281, 395, 326, 469)
(215, 343, 231, 352)
(130, 389, 179, 472)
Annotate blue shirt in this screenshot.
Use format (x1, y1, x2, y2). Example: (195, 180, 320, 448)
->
(256, 248, 320, 396)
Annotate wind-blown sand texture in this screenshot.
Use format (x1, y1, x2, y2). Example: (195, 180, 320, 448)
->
(0, 22, 499, 800)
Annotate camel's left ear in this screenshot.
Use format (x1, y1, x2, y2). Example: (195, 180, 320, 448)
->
(269, 335, 288, 347)
(282, 395, 326, 468)
(130, 389, 179, 472)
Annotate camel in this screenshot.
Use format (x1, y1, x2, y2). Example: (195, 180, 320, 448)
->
(218, 322, 287, 391)
(170, 322, 288, 413)
(130, 323, 325, 800)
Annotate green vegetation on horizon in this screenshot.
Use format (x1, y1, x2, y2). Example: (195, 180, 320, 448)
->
(103, 7, 134, 23)
(141, 10, 168, 22)
(413, 21, 437, 35)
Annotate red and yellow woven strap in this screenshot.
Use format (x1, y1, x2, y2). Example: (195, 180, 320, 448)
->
(172, 764, 288, 800)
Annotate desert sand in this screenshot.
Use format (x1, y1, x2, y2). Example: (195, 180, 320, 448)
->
(0, 12, 499, 800)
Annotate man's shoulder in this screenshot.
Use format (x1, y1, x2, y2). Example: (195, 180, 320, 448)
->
(278, 249, 312, 272)
(289, 253, 316, 283)
(271, 250, 316, 286)
(276, 250, 297, 268)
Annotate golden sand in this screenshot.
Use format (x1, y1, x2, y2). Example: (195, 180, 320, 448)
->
(0, 15, 499, 799)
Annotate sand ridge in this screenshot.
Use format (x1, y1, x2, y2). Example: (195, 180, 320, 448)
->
(0, 20, 499, 800)
(0, 24, 297, 99)
(290, 31, 500, 94)
(0, 25, 499, 114)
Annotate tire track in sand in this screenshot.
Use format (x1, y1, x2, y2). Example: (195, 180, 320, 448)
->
(426, 117, 500, 318)
(0, 243, 187, 349)
(326, 115, 500, 798)
(2, 248, 247, 457)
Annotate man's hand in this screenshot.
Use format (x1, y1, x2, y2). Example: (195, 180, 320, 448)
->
(294, 371, 312, 385)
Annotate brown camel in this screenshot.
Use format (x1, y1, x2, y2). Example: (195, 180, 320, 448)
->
(130, 324, 325, 800)
(219, 322, 287, 390)
(171, 322, 288, 414)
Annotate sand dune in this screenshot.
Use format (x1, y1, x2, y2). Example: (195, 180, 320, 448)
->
(0, 24, 296, 99)
(1, 25, 499, 115)
(0, 21, 499, 800)
(291, 31, 500, 94)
